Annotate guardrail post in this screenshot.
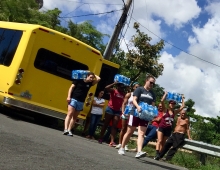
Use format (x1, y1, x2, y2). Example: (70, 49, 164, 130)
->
(200, 153, 206, 165)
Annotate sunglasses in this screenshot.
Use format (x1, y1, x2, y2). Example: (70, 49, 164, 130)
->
(170, 102, 176, 105)
(149, 81, 155, 85)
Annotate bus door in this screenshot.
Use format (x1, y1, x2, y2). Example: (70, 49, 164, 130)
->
(95, 60, 119, 120)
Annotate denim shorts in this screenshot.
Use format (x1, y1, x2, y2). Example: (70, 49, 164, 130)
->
(105, 106, 121, 116)
(69, 98, 84, 111)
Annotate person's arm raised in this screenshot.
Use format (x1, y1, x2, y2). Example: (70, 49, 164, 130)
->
(105, 82, 118, 92)
(161, 91, 167, 113)
(174, 94, 185, 115)
(92, 75, 101, 85)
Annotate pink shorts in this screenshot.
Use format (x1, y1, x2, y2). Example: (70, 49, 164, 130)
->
(128, 115, 148, 127)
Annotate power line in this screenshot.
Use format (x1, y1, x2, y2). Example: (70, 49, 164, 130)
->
(118, 0, 134, 48)
(62, 3, 86, 17)
(60, 8, 123, 18)
(61, 0, 123, 5)
(131, 17, 220, 68)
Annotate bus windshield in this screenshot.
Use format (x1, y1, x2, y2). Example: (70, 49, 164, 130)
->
(0, 28, 23, 66)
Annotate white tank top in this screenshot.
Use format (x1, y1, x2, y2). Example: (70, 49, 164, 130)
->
(127, 92, 133, 108)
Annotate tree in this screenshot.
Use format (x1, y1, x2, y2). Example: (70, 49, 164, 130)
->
(0, 0, 38, 22)
(111, 22, 165, 84)
(67, 20, 108, 53)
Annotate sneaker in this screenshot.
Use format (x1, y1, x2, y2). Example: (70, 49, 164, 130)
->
(135, 151, 146, 158)
(109, 142, 117, 147)
(160, 158, 167, 162)
(63, 129, 69, 135)
(154, 153, 160, 160)
(115, 144, 121, 149)
(125, 145, 129, 151)
(67, 131, 73, 136)
(118, 148, 125, 155)
(98, 139, 103, 144)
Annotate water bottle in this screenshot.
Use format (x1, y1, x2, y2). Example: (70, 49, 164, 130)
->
(123, 77, 127, 85)
(114, 74, 130, 86)
(147, 105, 154, 121)
(81, 71, 88, 79)
(124, 105, 130, 115)
(153, 106, 158, 117)
(72, 71, 79, 79)
(114, 74, 119, 82)
(126, 78, 130, 86)
(166, 92, 173, 101)
(177, 94, 182, 103)
(173, 93, 178, 102)
(72, 70, 88, 79)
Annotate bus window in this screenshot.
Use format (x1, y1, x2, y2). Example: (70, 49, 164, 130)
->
(34, 48, 88, 81)
(96, 63, 118, 100)
(0, 28, 23, 66)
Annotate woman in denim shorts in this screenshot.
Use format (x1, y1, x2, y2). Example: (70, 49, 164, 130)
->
(98, 82, 126, 146)
(63, 72, 100, 136)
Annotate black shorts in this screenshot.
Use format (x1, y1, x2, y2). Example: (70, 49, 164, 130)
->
(158, 127, 172, 137)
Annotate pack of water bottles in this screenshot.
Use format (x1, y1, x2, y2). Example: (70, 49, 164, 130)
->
(124, 105, 132, 115)
(114, 74, 130, 86)
(166, 92, 182, 103)
(134, 102, 158, 121)
(72, 70, 88, 79)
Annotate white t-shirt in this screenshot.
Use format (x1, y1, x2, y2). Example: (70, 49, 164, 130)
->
(91, 97, 105, 115)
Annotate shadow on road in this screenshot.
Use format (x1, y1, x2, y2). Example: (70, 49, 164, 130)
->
(0, 105, 63, 131)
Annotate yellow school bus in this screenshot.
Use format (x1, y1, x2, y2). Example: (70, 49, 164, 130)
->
(0, 21, 119, 124)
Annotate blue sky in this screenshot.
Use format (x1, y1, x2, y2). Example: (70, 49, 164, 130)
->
(43, 0, 220, 118)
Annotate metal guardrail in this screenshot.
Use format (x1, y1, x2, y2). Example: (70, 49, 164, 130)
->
(183, 139, 220, 165)
(183, 139, 220, 157)
(132, 131, 220, 165)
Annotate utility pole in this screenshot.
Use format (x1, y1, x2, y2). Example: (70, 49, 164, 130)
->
(103, 0, 133, 60)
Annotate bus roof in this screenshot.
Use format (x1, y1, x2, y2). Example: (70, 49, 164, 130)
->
(102, 59, 119, 69)
(0, 21, 102, 56)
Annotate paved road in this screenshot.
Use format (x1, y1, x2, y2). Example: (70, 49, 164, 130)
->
(0, 111, 187, 170)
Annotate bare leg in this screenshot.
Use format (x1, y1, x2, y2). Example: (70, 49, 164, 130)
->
(99, 113, 113, 139)
(121, 126, 136, 148)
(119, 119, 128, 144)
(156, 131, 164, 151)
(137, 126, 147, 152)
(110, 115, 120, 143)
(68, 110, 80, 131)
(64, 105, 75, 130)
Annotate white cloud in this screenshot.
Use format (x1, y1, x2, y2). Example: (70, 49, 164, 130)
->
(135, 0, 201, 28)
